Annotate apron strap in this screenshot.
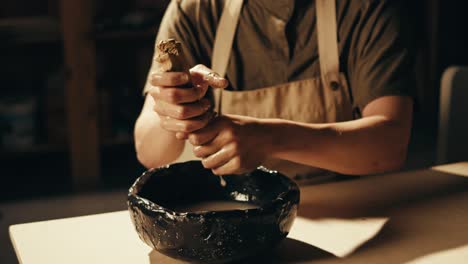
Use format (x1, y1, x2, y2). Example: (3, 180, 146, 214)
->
(211, 0, 340, 111)
(211, 0, 244, 77)
(211, 0, 244, 113)
(316, 0, 341, 90)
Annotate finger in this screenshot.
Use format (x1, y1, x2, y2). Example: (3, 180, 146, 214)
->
(160, 111, 216, 133)
(192, 135, 223, 158)
(189, 115, 234, 146)
(212, 157, 245, 175)
(204, 72, 229, 89)
(188, 125, 220, 146)
(176, 132, 189, 140)
(201, 147, 234, 170)
(190, 64, 228, 89)
(153, 98, 211, 120)
(148, 86, 202, 104)
(193, 82, 209, 101)
(150, 72, 190, 87)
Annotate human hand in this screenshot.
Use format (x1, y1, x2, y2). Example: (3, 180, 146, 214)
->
(188, 115, 272, 175)
(148, 64, 228, 139)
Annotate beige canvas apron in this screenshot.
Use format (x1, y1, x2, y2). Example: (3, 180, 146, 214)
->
(176, 0, 353, 183)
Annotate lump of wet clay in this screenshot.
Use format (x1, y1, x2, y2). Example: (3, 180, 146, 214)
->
(154, 38, 191, 73)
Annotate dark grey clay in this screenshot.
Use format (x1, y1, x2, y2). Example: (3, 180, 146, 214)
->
(128, 161, 300, 263)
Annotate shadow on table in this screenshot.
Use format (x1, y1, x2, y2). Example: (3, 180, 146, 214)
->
(148, 238, 335, 264)
(242, 238, 335, 263)
(295, 165, 468, 263)
(299, 166, 468, 219)
(338, 190, 468, 264)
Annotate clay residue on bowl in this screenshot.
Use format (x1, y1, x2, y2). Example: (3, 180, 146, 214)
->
(127, 161, 300, 263)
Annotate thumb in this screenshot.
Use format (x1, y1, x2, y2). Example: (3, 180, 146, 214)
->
(204, 71, 228, 89)
(190, 64, 228, 89)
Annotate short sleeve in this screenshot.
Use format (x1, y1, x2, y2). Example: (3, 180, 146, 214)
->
(348, 0, 416, 112)
(143, 0, 203, 94)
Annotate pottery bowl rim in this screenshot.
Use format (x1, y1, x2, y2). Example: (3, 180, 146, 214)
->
(127, 161, 300, 217)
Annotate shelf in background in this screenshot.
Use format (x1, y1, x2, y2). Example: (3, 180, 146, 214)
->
(0, 136, 134, 159)
(0, 143, 66, 159)
(0, 16, 62, 47)
(92, 28, 156, 41)
(0, 34, 62, 46)
(0, 19, 158, 46)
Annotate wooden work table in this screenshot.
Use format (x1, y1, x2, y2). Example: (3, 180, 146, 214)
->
(9, 162, 468, 263)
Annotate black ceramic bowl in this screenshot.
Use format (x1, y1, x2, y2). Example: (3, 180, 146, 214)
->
(127, 161, 300, 263)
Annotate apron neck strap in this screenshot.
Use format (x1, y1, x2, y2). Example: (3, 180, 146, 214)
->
(212, 0, 340, 85)
(211, 0, 244, 78)
(316, 0, 341, 87)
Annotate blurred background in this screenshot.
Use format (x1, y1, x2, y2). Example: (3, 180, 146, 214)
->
(0, 0, 171, 202)
(0, 0, 468, 262)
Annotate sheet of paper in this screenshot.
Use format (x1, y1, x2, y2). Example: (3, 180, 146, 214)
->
(288, 217, 388, 257)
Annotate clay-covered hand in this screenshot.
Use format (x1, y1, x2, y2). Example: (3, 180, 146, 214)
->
(148, 64, 228, 139)
(188, 115, 272, 175)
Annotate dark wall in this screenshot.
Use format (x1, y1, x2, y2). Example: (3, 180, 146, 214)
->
(438, 1, 468, 70)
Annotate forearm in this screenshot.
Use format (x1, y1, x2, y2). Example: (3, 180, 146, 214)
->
(266, 116, 411, 175)
(134, 98, 184, 168)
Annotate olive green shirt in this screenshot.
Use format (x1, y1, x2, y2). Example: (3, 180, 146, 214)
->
(149, 0, 415, 112)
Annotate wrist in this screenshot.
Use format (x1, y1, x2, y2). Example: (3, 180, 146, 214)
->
(255, 118, 289, 160)
(260, 119, 327, 162)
